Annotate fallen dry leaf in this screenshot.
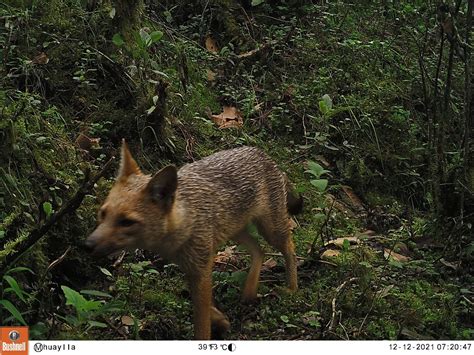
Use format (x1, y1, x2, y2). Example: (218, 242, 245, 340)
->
(209, 106, 243, 129)
(121, 315, 134, 326)
(439, 258, 460, 271)
(325, 194, 357, 218)
(75, 133, 100, 152)
(384, 248, 411, 262)
(214, 245, 238, 264)
(393, 242, 410, 256)
(340, 185, 364, 211)
(206, 69, 217, 82)
(261, 258, 277, 272)
(205, 36, 218, 53)
(237, 46, 264, 59)
(32, 52, 49, 65)
(321, 249, 341, 260)
(376, 284, 395, 299)
(315, 155, 331, 168)
(324, 236, 359, 248)
(288, 217, 297, 231)
(356, 230, 377, 238)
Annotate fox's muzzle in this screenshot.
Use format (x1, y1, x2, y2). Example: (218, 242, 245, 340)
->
(85, 229, 120, 257)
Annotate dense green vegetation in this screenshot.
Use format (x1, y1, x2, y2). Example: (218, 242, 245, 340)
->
(0, 0, 472, 340)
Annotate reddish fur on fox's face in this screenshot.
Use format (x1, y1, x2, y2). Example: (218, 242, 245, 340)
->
(85, 140, 178, 257)
(85, 197, 146, 257)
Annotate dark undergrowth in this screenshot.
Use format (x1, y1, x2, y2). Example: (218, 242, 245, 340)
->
(0, 0, 472, 340)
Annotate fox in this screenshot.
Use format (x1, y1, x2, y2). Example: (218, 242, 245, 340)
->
(85, 140, 302, 339)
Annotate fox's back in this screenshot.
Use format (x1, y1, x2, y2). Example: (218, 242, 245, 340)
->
(175, 147, 288, 245)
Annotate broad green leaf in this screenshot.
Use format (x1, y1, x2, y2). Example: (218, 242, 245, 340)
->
(80, 290, 112, 298)
(252, 0, 265, 6)
(62, 286, 88, 309)
(306, 161, 329, 178)
(112, 33, 124, 47)
(310, 179, 328, 192)
(0, 299, 27, 325)
(3, 276, 26, 303)
(109, 7, 116, 19)
(42, 201, 53, 217)
(62, 286, 101, 313)
(150, 31, 163, 43)
(280, 315, 289, 323)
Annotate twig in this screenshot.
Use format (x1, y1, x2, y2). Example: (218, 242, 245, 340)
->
(112, 250, 127, 268)
(309, 198, 336, 256)
(44, 246, 71, 275)
(0, 157, 115, 274)
(103, 317, 128, 339)
(326, 277, 358, 333)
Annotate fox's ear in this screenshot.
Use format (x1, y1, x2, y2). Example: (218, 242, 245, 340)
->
(118, 139, 141, 180)
(146, 165, 178, 210)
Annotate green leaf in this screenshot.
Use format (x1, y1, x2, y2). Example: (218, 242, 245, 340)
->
(310, 179, 328, 192)
(62, 286, 87, 308)
(61, 286, 102, 313)
(87, 320, 108, 328)
(112, 33, 124, 47)
(109, 7, 116, 19)
(99, 267, 113, 278)
(342, 238, 350, 251)
(319, 94, 333, 116)
(150, 31, 163, 43)
(0, 299, 27, 325)
(80, 290, 112, 298)
(319, 100, 329, 115)
(147, 106, 156, 115)
(359, 261, 373, 268)
(42, 201, 53, 217)
(306, 161, 329, 178)
(6, 267, 34, 275)
(3, 276, 26, 303)
(321, 94, 333, 110)
(251, 0, 265, 5)
(0, 230, 5, 239)
(139, 28, 152, 47)
(280, 315, 289, 323)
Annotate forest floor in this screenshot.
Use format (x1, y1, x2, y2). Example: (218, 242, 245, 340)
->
(0, 1, 472, 340)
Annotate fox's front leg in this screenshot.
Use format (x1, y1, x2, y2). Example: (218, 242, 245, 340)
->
(187, 268, 213, 340)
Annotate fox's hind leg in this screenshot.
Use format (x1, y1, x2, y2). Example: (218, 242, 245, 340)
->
(256, 217, 298, 291)
(211, 306, 230, 338)
(232, 230, 264, 302)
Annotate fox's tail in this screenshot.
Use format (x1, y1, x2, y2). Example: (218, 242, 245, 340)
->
(286, 178, 303, 215)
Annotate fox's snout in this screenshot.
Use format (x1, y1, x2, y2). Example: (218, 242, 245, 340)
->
(85, 229, 118, 257)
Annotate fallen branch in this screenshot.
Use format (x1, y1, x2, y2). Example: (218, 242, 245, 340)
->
(0, 157, 115, 274)
(326, 277, 359, 334)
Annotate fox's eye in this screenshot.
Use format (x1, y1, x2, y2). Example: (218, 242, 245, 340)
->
(117, 218, 137, 227)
